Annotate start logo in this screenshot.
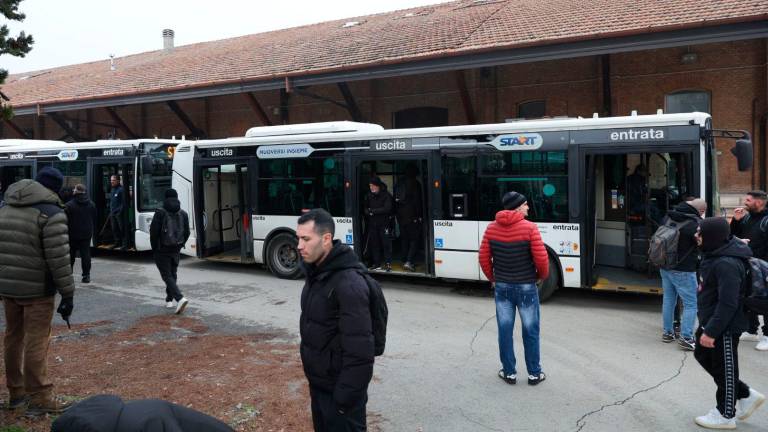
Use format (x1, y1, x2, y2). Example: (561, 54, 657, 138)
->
(490, 133, 544, 151)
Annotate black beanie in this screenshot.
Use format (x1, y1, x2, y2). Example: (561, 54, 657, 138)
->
(699, 217, 730, 252)
(369, 176, 385, 188)
(35, 166, 64, 194)
(165, 188, 178, 199)
(502, 191, 527, 210)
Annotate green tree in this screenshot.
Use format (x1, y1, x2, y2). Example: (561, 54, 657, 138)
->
(0, 0, 33, 120)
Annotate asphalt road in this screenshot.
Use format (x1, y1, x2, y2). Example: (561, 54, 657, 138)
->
(4, 252, 768, 432)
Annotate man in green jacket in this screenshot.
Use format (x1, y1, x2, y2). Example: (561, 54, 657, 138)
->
(0, 167, 75, 415)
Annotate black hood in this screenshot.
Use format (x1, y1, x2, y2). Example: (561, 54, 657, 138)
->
(163, 197, 181, 213)
(301, 240, 365, 280)
(74, 193, 90, 205)
(704, 236, 753, 259)
(667, 201, 700, 222)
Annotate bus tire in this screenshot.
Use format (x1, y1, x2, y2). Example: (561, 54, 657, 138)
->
(266, 233, 302, 279)
(538, 255, 560, 302)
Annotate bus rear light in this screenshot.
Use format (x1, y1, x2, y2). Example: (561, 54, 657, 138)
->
(565, 267, 574, 272)
(435, 259, 443, 264)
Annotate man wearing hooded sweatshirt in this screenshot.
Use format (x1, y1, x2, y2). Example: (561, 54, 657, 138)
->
(149, 188, 190, 314)
(479, 191, 549, 386)
(364, 176, 393, 272)
(730, 190, 768, 350)
(297, 208, 374, 432)
(65, 184, 96, 283)
(694, 217, 765, 429)
(659, 199, 705, 350)
(0, 166, 75, 414)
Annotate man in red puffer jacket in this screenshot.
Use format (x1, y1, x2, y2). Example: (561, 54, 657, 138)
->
(479, 191, 549, 386)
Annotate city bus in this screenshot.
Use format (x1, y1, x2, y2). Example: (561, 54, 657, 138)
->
(0, 138, 181, 251)
(171, 113, 751, 299)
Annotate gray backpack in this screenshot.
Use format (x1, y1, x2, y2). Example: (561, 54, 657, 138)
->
(648, 219, 694, 269)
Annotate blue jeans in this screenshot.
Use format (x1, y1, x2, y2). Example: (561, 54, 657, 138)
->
(495, 282, 541, 376)
(660, 269, 698, 339)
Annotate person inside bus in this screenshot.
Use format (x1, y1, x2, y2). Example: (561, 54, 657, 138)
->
(365, 176, 393, 272)
(395, 163, 423, 272)
(627, 164, 648, 219)
(108, 175, 127, 250)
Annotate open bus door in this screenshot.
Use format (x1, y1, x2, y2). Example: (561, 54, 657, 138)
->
(88, 158, 134, 250)
(196, 160, 254, 263)
(577, 138, 700, 294)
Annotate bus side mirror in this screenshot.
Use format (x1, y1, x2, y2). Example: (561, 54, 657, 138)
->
(140, 155, 154, 174)
(731, 139, 753, 172)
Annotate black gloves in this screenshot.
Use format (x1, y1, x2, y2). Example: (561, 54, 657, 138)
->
(57, 297, 74, 320)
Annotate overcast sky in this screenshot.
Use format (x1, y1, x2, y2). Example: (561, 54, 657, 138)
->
(2, 0, 453, 74)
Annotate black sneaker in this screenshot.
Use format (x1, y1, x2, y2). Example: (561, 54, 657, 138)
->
(368, 264, 382, 271)
(81, 275, 90, 284)
(662, 332, 675, 343)
(403, 262, 415, 272)
(384, 263, 392, 272)
(498, 369, 516, 385)
(678, 337, 695, 351)
(528, 372, 546, 386)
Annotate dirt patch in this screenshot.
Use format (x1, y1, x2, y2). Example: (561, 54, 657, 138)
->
(1, 315, 314, 431)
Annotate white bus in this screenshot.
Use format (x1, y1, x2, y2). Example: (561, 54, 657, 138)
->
(0, 138, 181, 251)
(172, 113, 751, 299)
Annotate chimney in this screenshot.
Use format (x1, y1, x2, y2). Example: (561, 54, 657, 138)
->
(162, 29, 175, 51)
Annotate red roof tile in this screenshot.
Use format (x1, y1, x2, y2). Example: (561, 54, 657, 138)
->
(3, 0, 767, 108)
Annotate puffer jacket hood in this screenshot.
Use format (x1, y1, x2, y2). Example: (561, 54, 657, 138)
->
(74, 193, 90, 205)
(494, 209, 525, 226)
(704, 236, 753, 259)
(163, 197, 181, 213)
(667, 201, 700, 222)
(4, 179, 61, 208)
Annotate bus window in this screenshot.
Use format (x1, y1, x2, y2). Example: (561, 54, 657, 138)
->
(478, 151, 568, 222)
(38, 160, 86, 201)
(138, 143, 175, 211)
(257, 156, 344, 215)
(442, 153, 476, 220)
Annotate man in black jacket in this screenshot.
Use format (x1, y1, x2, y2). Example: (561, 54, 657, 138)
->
(730, 190, 768, 350)
(364, 177, 393, 272)
(395, 164, 423, 272)
(297, 208, 374, 432)
(659, 199, 703, 350)
(693, 218, 765, 429)
(149, 189, 190, 315)
(108, 175, 127, 250)
(65, 184, 96, 283)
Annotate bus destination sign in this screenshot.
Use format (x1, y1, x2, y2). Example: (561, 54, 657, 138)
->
(257, 144, 314, 159)
(208, 148, 236, 158)
(370, 138, 412, 151)
(489, 133, 544, 151)
(102, 148, 131, 157)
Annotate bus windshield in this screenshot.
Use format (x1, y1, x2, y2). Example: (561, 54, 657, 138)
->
(138, 142, 175, 211)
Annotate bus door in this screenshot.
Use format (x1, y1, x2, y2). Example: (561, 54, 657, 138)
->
(0, 160, 35, 200)
(577, 143, 699, 294)
(352, 154, 432, 275)
(87, 157, 135, 250)
(197, 160, 253, 263)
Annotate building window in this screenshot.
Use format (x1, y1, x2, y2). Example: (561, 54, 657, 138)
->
(665, 90, 710, 114)
(393, 107, 448, 129)
(517, 100, 546, 119)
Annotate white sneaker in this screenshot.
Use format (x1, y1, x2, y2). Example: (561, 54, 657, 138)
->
(165, 301, 174, 309)
(756, 336, 768, 351)
(694, 408, 736, 429)
(737, 388, 766, 420)
(740, 332, 760, 342)
(175, 298, 188, 315)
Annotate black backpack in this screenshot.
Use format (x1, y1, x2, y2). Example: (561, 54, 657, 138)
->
(648, 218, 694, 269)
(743, 257, 768, 314)
(160, 210, 186, 248)
(328, 269, 388, 356)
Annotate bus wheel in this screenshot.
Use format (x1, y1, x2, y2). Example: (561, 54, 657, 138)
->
(537, 255, 560, 302)
(267, 233, 302, 279)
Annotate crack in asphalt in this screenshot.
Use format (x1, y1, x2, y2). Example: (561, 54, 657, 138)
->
(459, 407, 504, 432)
(573, 352, 689, 432)
(469, 315, 496, 356)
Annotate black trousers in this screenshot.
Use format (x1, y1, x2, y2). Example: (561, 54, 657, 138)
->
(154, 252, 183, 302)
(69, 239, 92, 277)
(309, 385, 367, 432)
(694, 328, 751, 419)
(399, 222, 420, 264)
(111, 214, 126, 247)
(747, 311, 767, 336)
(367, 225, 392, 266)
